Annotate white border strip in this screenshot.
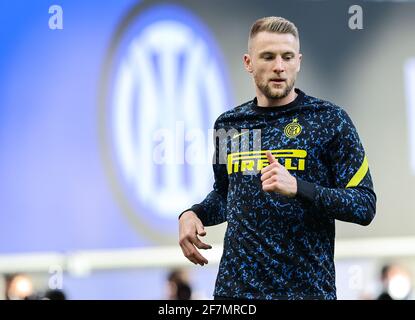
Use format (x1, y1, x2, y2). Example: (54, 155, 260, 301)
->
(404, 58, 415, 175)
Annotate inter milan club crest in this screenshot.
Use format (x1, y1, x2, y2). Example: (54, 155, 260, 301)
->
(284, 118, 302, 139)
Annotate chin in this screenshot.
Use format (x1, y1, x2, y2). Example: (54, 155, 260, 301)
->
(270, 90, 286, 98)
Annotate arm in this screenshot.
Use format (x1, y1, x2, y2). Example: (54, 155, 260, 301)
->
(296, 173, 376, 226)
(178, 121, 229, 266)
(297, 109, 376, 226)
(261, 109, 376, 226)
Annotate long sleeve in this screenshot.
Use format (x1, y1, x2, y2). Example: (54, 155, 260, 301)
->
(180, 121, 229, 226)
(296, 108, 376, 226)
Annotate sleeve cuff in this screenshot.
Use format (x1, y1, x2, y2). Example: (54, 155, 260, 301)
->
(178, 204, 205, 220)
(296, 178, 317, 202)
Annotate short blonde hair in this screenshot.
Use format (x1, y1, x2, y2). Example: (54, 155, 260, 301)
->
(248, 16, 299, 50)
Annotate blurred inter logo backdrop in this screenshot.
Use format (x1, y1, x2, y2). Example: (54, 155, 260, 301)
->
(1, 0, 415, 255)
(99, 3, 233, 243)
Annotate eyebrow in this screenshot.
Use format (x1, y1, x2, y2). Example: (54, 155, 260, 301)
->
(259, 51, 275, 57)
(259, 51, 295, 57)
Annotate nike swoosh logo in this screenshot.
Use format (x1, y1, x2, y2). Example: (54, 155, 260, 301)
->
(232, 131, 249, 139)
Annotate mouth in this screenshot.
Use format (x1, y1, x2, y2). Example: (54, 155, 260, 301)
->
(269, 78, 286, 84)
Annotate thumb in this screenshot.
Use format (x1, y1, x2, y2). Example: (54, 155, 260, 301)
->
(196, 223, 206, 237)
(266, 151, 277, 164)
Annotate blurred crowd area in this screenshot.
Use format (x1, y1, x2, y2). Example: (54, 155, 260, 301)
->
(1, 273, 66, 300)
(0, 260, 414, 300)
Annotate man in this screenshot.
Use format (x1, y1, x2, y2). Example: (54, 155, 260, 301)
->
(178, 16, 376, 300)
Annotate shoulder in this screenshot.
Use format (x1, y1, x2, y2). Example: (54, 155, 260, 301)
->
(214, 99, 255, 128)
(303, 93, 362, 147)
(304, 93, 347, 116)
(303, 92, 354, 126)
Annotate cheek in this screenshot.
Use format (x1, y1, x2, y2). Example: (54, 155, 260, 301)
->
(254, 65, 268, 77)
(254, 71, 267, 85)
(292, 62, 301, 73)
(286, 65, 299, 77)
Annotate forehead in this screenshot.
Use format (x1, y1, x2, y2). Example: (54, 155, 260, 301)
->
(250, 31, 299, 54)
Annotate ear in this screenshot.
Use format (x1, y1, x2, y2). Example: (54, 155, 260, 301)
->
(297, 53, 302, 72)
(243, 54, 253, 73)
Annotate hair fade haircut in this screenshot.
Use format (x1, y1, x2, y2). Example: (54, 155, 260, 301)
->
(248, 16, 299, 50)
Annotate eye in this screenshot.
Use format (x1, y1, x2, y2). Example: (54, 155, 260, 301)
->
(283, 55, 294, 61)
(262, 54, 274, 60)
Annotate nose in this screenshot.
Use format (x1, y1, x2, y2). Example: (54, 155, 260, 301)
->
(273, 56, 285, 73)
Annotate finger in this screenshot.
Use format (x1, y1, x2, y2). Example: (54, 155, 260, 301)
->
(262, 183, 276, 193)
(179, 237, 193, 257)
(179, 239, 197, 265)
(189, 246, 209, 265)
(261, 154, 282, 174)
(266, 151, 276, 164)
(262, 176, 277, 186)
(195, 222, 212, 248)
(261, 161, 277, 174)
(181, 238, 208, 265)
(195, 224, 211, 249)
(183, 235, 209, 263)
(260, 169, 278, 182)
(196, 223, 206, 237)
(194, 241, 212, 251)
(193, 235, 212, 250)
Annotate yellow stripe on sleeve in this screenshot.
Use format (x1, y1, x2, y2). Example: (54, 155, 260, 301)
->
(346, 155, 369, 188)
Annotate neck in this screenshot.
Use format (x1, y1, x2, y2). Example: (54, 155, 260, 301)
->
(256, 88, 297, 107)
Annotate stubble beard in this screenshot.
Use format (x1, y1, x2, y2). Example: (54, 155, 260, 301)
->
(257, 76, 296, 100)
